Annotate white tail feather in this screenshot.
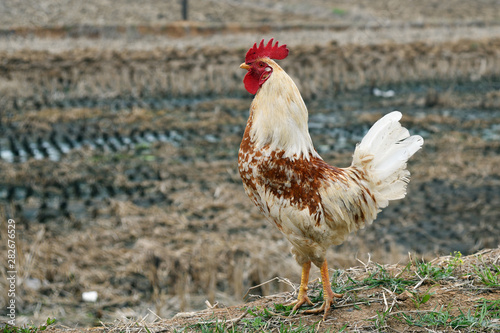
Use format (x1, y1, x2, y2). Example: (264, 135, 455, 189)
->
(352, 111, 424, 207)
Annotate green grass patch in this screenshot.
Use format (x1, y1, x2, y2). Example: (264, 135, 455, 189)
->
(332, 8, 347, 16)
(2, 318, 56, 333)
(343, 264, 415, 294)
(187, 317, 230, 333)
(414, 251, 464, 281)
(410, 285, 437, 310)
(188, 307, 322, 333)
(474, 263, 500, 287)
(399, 299, 500, 330)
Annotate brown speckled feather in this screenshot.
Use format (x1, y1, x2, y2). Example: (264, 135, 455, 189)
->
(239, 115, 379, 266)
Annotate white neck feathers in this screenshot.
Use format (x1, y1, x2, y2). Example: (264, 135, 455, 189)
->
(248, 61, 319, 160)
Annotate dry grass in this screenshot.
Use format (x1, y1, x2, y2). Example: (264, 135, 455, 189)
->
(1, 115, 498, 327)
(1, 37, 500, 111)
(34, 248, 500, 333)
(2, 0, 498, 29)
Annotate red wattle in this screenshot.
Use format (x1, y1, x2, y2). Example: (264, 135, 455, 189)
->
(243, 71, 260, 95)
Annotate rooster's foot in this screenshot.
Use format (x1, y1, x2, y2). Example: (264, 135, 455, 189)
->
(305, 260, 344, 320)
(286, 294, 314, 313)
(285, 261, 314, 313)
(303, 290, 343, 320)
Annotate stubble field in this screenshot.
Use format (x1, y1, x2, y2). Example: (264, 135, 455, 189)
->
(0, 0, 499, 330)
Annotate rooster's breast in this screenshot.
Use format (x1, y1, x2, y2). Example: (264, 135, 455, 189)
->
(239, 142, 346, 240)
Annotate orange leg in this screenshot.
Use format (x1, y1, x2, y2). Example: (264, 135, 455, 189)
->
(285, 261, 314, 311)
(304, 260, 343, 320)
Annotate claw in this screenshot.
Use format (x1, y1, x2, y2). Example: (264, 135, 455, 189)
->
(304, 301, 329, 316)
(304, 290, 343, 320)
(285, 260, 343, 320)
(286, 294, 314, 313)
(285, 261, 313, 314)
(306, 260, 343, 320)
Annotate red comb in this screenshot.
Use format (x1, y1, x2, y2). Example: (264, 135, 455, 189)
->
(245, 38, 289, 64)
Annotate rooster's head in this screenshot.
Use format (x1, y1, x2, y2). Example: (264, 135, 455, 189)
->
(240, 38, 289, 95)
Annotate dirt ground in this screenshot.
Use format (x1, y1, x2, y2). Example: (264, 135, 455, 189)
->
(0, 0, 499, 330)
(92, 249, 500, 333)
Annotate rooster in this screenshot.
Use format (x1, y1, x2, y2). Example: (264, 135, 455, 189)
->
(238, 39, 424, 319)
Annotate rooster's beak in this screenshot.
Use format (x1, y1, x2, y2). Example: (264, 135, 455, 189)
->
(240, 62, 251, 70)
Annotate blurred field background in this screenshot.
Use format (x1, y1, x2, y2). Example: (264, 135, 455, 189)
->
(0, 0, 499, 328)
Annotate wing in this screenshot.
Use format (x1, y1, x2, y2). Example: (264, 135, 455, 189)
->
(247, 150, 379, 246)
(317, 163, 380, 245)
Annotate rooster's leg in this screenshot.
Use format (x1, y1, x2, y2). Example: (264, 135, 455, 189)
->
(304, 260, 343, 320)
(285, 261, 314, 311)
